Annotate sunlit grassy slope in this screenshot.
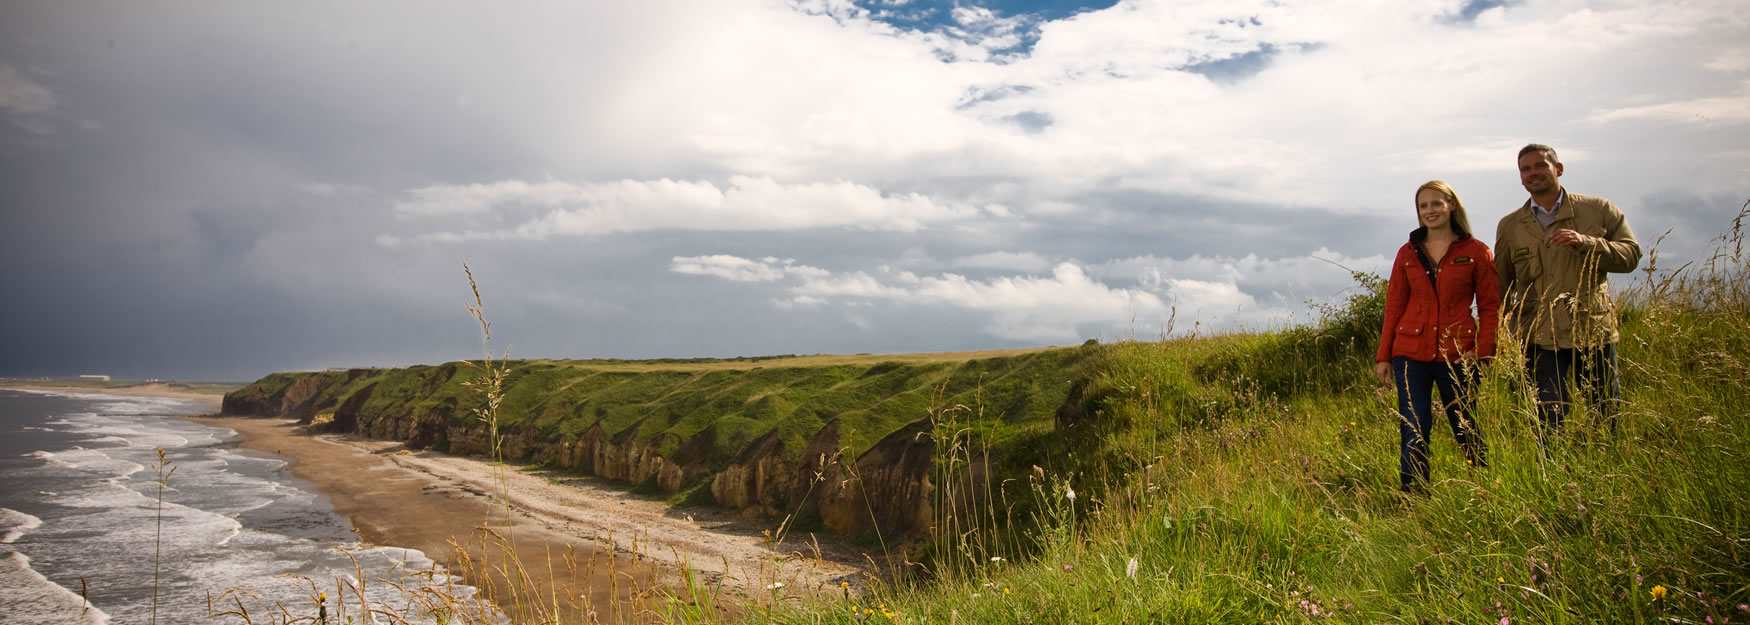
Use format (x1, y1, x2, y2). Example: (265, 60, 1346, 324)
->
(220, 209, 1749, 625)
(695, 211, 1750, 625)
(225, 344, 1095, 489)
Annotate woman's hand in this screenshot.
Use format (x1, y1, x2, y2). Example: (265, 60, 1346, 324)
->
(1373, 362, 1393, 387)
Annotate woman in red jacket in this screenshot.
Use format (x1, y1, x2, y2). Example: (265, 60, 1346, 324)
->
(1375, 180, 1499, 492)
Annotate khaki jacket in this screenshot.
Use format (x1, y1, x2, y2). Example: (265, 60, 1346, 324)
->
(1494, 191, 1641, 349)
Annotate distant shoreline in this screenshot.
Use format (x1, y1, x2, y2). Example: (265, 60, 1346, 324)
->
(0, 382, 226, 406)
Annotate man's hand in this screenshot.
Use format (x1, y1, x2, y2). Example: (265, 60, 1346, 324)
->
(1374, 362, 1393, 387)
(1550, 228, 1588, 247)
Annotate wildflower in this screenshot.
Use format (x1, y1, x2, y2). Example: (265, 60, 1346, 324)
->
(1499, 617, 1510, 625)
(1650, 585, 1667, 601)
(840, 581, 850, 589)
(767, 581, 786, 591)
(1066, 485, 1077, 502)
(1003, 586, 1012, 595)
(1126, 557, 1139, 580)
(318, 591, 327, 604)
(990, 556, 1004, 563)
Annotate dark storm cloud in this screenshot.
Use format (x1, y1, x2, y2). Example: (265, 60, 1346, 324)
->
(2, 1, 1744, 380)
(0, 1, 709, 379)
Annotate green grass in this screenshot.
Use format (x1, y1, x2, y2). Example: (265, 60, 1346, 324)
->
(220, 206, 1750, 625)
(712, 207, 1750, 625)
(224, 344, 1099, 488)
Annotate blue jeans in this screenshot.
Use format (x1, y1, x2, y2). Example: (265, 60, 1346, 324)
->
(1393, 357, 1487, 490)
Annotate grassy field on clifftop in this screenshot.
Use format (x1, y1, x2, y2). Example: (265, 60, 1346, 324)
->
(219, 210, 1750, 625)
(683, 210, 1750, 625)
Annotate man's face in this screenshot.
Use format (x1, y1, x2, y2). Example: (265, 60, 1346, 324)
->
(1518, 151, 1563, 195)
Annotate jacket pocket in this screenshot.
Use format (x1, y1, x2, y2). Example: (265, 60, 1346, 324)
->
(1394, 324, 1424, 355)
(1512, 247, 1542, 283)
(1441, 322, 1478, 356)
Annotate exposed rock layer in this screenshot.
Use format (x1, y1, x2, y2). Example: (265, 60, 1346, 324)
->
(220, 351, 1091, 541)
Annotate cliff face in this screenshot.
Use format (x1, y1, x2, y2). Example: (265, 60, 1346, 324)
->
(220, 349, 1096, 541)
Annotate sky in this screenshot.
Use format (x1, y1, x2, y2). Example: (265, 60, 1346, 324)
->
(1, 0, 1746, 381)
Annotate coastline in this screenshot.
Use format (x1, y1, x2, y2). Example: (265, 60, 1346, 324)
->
(0, 382, 227, 406)
(7, 382, 864, 618)
(188, 416, 863, 617)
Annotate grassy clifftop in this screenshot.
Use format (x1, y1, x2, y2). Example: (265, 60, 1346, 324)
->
(226, 347, 1089, 466)
(722, 212, 1750, 624)
(223, 345, 1109, 540)
(223, 210, 1750, 624)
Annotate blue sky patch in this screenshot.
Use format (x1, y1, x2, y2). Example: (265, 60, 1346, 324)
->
(853, 0, 1120, 57)
(1449, 0, 1512, 22)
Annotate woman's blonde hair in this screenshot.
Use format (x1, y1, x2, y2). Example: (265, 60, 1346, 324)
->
(1413, 179, 1472, 240)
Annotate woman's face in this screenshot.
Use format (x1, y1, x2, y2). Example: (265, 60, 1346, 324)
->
(1416, 187, 1454, 230)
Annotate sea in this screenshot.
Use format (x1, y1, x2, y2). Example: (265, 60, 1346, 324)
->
(0, 388, 488, 624)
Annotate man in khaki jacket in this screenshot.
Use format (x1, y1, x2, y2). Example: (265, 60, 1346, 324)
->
(1494, 144, 1640, 439)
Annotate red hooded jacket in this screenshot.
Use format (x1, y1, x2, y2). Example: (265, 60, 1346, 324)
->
(1376, 236, 1501, 363)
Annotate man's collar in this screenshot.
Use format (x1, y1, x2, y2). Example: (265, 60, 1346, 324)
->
(1531, 188, 1566, 215)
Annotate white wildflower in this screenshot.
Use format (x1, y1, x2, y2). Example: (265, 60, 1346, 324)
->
(1126, 557, 1139, 580)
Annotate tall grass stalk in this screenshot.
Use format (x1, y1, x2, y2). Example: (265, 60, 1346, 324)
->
(462, 262, 514, 523)
(151, 447, 176, 625)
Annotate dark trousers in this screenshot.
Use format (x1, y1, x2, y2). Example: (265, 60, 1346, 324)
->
(1393, 357, 1487, 490)
(1526, 343, 1621, 439)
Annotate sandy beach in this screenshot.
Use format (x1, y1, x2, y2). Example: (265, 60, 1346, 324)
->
(188, 416, 864, 619)
(6, 382, 863, 621)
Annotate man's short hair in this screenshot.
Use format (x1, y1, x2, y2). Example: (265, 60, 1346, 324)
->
(1518, 143, 1559, 164)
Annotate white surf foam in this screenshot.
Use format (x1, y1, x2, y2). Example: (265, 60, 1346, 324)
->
(0, 551, 112, 625)
(4, 396, 497, 625)
(26, 448, 146, 480)
(1, 508, 44, 544)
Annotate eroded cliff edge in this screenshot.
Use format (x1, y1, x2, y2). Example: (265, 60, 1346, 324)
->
(221, 348, 1103, 541)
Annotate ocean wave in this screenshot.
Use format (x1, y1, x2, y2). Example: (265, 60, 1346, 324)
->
(0, 552, 112, 625)
(3, 395, 496, 624)
(1, 508, 44, 544)
(25, 448, 146, 479)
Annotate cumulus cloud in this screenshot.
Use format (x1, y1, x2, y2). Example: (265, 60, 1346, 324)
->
(670, 255, 787, 282)
(1704, 48, 1749, 73)
(392, 176, 988, 242)
(1094, 248, 1390, 294)
(672, 253, 1168, 342)
(670, 250, 1394, 341)
(7, 0, 1747, 377)
(952, 251, 1053, 272)
(394, 180, 588, 217)
(0, 65, 55, 115)
(1092, 248, 1392, 329)
(1587, 81, 1750, 125)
